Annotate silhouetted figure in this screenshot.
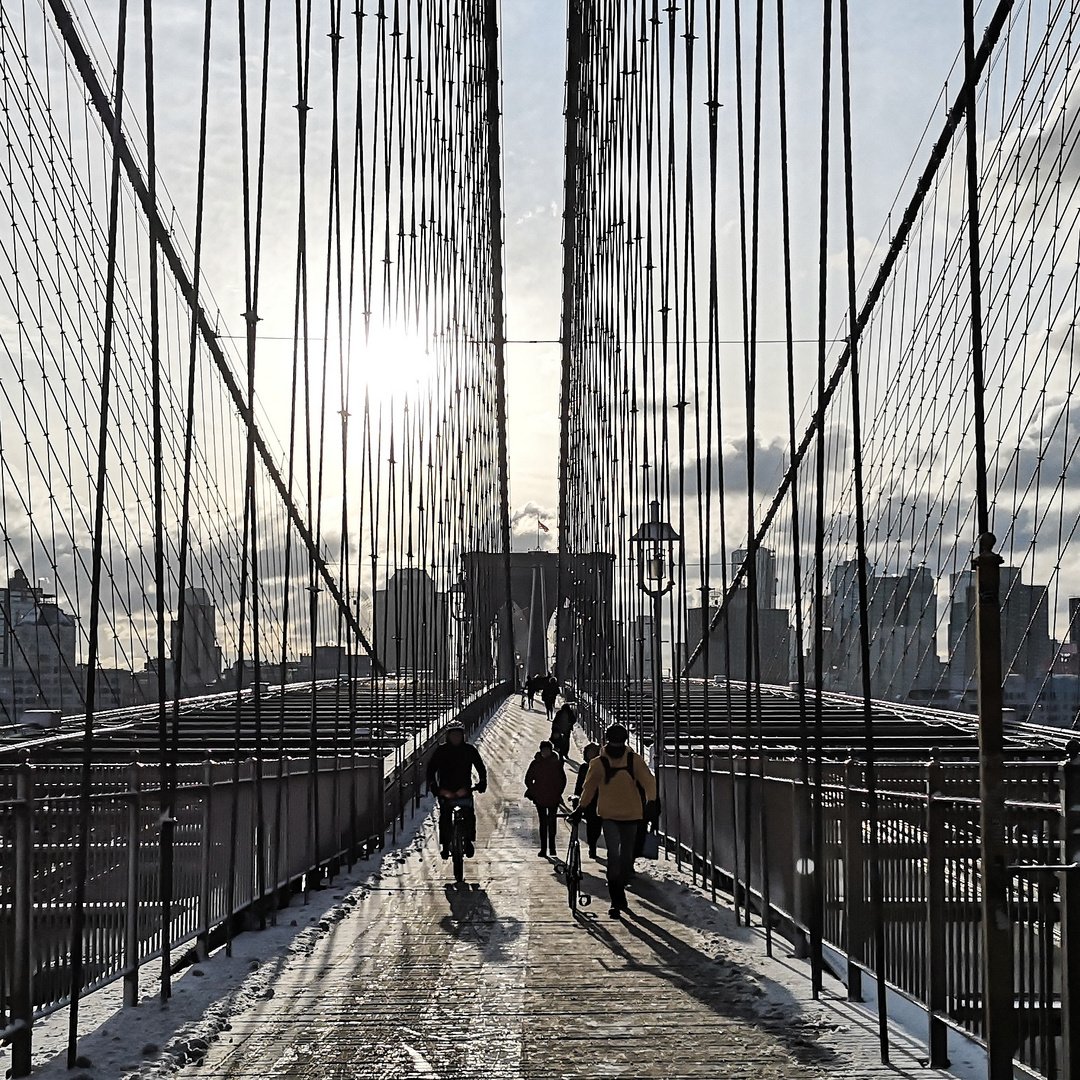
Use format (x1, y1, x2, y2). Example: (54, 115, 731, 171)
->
(524, 740, 566, 856)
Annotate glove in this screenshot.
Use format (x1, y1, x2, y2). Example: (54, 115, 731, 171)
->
(567, 809, 583, 825)
(644, 798, 661, 824)
(474, 779, 487, 794)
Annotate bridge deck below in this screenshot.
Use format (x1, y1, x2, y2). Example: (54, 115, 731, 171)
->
(184, 702, 938, 1080)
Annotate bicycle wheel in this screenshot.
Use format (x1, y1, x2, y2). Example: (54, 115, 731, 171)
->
(566, 840, 581, 909)
(452, 818, 465, 883)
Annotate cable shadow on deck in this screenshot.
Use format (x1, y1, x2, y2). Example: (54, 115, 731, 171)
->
(570, 880, 843, 1072)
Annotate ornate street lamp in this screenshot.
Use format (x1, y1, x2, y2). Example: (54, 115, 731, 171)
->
(629, 500, 680, 763)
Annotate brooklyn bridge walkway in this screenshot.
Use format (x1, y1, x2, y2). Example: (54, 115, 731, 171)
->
(169, 702, 931, 1080)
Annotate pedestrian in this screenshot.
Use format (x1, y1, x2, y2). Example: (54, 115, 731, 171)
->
(550, 702, 575, 760)
(573, 742, 602, 857)
(524, 739, 566, 857)
(573, 723, 657, 918)
(540, 672, 559, 721)
(525, 673, 541, 711)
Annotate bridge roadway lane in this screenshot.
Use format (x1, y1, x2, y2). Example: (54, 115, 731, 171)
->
(184, 701, 934, 1080)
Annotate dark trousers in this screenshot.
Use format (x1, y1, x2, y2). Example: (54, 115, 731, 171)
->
(602, 818, 640, 908)
(537, 804, 558, 854)
(438, 796, 476, 849)
(583, 806, 602, 853)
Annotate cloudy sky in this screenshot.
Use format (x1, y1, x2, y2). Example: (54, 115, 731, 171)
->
(498, 1, 975, 544)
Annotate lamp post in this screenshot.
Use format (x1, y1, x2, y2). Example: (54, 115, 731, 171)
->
(629, 500, 680, 765)
(448, 578, 468, 704)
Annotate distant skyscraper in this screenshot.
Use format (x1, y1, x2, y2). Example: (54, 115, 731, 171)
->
(0, 569, 79, 722)
(170, 587, 223, 696)
(825, 560, 939, 701)
(947, 566, 1052, 706)
(732, 547, 778, 609)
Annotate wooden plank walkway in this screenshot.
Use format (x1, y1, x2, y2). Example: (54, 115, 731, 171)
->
(180, 700, 948, 1080)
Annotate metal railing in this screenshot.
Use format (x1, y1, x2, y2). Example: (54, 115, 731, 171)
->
(657, 754, 1077, 1079)
(0, 682, 508, 1075)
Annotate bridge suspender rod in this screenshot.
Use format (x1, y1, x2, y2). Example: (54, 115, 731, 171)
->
(839, 0, 889, 1061)
(556, 0, 583, 684)
(964, 0, 1015, 1070)
(682, 0, 1018, 675)
(42, 0, 384, 673)
(484, 0, 516, 684)
(138, 0, 176, 1005)
(68, 0, 130, 1064)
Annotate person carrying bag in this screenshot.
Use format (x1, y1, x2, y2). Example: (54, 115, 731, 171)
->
(573, 723, 657, 918)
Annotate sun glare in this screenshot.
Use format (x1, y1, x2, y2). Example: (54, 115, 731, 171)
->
(350, 324, 442, 406)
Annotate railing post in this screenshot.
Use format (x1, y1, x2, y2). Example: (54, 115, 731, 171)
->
(974, 535, 1015, 1078)
(123, 757, 141, 1006)
(927, 758, 950, 1068)
(10, 764, 33, 1079)
(791, 776, 811, 958)
(844, 760, 866, 1001)
(1059, 752, 1080, 1078)
(196, 759, 212, 961)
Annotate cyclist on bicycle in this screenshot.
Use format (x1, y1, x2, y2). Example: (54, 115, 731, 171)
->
(426, 719, 487, 859)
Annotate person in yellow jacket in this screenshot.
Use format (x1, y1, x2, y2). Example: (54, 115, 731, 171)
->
(574, 723, 657, 918)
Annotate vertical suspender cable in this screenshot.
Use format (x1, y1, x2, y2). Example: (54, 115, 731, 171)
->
(775, 0, 813, 953)
(810, 0, 833, 1001)
(141, 0, 173, 1003)
(964, 0, 1015, 1071)
(67, 0, 128, 1064)
(483, 0, 515, 686)
(838, 0, 888, 1060)
(170, 0, 214, 961)
(557, 0, 583, 684)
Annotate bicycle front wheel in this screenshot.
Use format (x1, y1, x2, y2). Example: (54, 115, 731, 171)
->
(452, 822, 465, 882)
(567, 842, 582, 909)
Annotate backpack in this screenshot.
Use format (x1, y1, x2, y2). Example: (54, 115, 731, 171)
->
(600, 751, 661, 821)
(600, 749, 636, 784)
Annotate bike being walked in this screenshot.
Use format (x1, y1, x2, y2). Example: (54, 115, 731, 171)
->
(573, 724, 656, 918)
(426, 720, 487, 877)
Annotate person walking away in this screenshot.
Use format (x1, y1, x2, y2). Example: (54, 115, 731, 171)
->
(574, 724, 656, 917)
(525, 674, 541, 711)
(541, 673, 559, 721)
(426, 720, 487, 859)
(524, 740, 566, 857)
(550, 702, 575, 761)
(573, 742, 602, 857)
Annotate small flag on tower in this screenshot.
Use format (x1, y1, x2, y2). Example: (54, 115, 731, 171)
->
(538, 519, 550, 532)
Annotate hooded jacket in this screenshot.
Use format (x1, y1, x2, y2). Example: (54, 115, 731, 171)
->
(577, 746, 656, 821)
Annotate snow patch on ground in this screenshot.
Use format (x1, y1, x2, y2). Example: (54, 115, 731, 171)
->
(4, 799, 438, 1080)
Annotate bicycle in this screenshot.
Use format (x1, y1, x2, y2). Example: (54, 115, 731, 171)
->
(444, 795, 473, 883)
(554, 806, 590, 912)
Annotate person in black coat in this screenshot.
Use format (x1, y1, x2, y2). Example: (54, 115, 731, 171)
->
(426, 720, 487, 858)
(524, 741, 567, 857)
(540, 673, 559, 721)
(573, 742, 602, 857)
(550, 703, 575, 761)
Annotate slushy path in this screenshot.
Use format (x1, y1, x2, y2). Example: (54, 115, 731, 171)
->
(183, 700, 939, 1079)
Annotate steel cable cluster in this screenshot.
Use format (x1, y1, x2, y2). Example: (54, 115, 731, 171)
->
(0, 0, 510, 1065)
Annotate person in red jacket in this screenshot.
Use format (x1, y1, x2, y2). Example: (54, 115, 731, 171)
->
(524, 740, 566, 857)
